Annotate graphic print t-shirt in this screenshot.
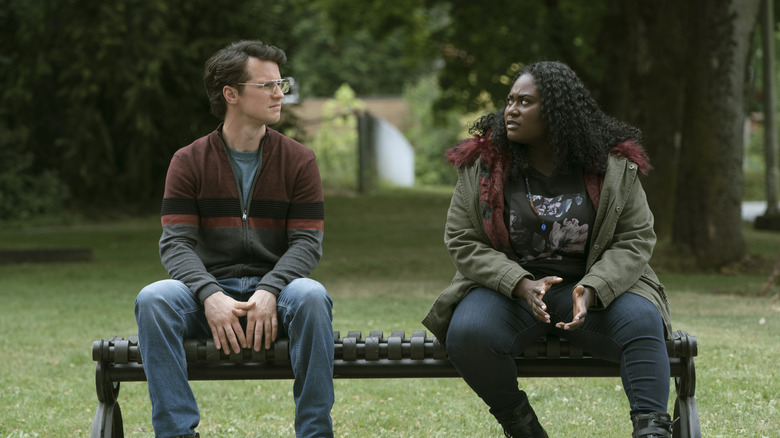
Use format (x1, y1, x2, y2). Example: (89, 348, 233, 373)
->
(503, 168, 595, 279)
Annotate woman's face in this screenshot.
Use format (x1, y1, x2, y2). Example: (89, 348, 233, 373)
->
(504, 73, 546, 147)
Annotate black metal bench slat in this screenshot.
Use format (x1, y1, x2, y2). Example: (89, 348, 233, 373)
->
(91, 329, 700, 438)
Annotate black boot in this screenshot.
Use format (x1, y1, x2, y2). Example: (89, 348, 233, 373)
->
(632, 412, 674, 438)
(494, 398, 548, 438)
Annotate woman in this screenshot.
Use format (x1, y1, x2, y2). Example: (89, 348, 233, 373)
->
(422, 62, 674, 438)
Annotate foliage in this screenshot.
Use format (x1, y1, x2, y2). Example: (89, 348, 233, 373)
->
(287, 0, 439, 98)
(0, 0, 438, 215)
(309, 84, 365, 190)
(403, 75, 470, 186)
(0, 128, 70, 221)
(2, 0, 224, 209)
(423, 0, 608, 113)
(309, 75, 480, 191)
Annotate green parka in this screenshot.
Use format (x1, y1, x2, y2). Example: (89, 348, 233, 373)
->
(422, 148, 671, 345)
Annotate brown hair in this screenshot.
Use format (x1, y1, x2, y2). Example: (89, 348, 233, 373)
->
(203, 40, 287, 119)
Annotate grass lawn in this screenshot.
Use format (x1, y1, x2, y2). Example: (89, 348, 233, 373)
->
(1, 187, 778, 437)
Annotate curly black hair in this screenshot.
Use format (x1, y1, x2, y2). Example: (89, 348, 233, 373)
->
(469, 61, 641, 176)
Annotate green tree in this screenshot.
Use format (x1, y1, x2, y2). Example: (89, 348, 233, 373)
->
(291, 0, 442, 97)
(0, 128, 69, 221)
(403, 75, 467, 186)
(0, 0, 439, 218)
(2, 0, 224, 211)
(424, 0, 607, 113)
(309, 84, 365, 190)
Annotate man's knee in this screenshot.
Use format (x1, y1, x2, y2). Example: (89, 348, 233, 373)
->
(286, 278, 332, 308)
(135, 279, 188, 315)
(136, 281, 163, 311)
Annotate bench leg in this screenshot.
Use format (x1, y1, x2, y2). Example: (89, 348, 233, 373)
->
(672, 356, 701, 438)
(93, 361, 125, 437)
(91, 402, 124, 438)
(673, 395, 701, 438)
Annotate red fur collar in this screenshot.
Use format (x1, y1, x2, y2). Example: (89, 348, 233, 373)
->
(610, 140, 652, 175)
(445, 135, 650, 256)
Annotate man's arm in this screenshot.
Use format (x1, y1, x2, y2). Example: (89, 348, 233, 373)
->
(159, 150, 223, 302)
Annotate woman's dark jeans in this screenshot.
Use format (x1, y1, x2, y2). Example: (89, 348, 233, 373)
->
(446, 282, 669, 419)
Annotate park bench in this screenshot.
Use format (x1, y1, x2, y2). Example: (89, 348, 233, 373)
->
(91, 329, 700, 438)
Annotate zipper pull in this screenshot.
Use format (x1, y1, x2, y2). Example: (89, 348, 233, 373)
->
(242, 210, 248, 221)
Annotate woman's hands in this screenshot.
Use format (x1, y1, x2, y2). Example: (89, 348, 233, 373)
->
(513, 276, 562, 323)
(556, 285, 596, 331)
(513, 278, 596, 330)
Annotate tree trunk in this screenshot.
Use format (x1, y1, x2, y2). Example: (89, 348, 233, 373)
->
(673, 0, 760, 267)
(600, 1, 692, 240)
(760, 0, 780, 216)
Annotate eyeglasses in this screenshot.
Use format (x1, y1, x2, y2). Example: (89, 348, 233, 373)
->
(237, 78, 292, 95)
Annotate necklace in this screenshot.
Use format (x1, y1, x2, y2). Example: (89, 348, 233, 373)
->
(523, 174, 547, 231)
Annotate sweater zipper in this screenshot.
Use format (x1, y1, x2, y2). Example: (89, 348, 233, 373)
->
(218, 133, 251, 234)
(236, 176, 248, 229)
(226, 153, 249, 243)
(243, 137, 266, 229)
(241, 152, 264, 252)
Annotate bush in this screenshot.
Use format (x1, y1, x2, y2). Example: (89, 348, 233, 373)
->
(402, 75, 498, 187)
(0, 127, 70, 221)
(308, 84, 365, 191)
(402, 75, 460, 187)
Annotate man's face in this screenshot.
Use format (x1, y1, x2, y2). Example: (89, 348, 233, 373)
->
(229, 57, 284, 126)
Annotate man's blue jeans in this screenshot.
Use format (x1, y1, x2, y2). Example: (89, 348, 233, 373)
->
(135, 277, 334, 438)
(446, 283, 669, 419)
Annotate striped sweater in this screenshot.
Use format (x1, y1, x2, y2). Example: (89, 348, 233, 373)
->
(159, 125, 324, 303)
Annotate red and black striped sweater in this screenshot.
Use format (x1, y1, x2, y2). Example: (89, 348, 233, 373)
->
(159, 125, 324, 303)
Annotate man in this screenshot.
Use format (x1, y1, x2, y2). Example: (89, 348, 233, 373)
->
(135, 40, 334, 438)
